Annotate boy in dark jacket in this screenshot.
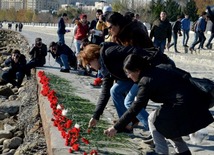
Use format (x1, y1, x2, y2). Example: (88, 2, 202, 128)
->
(2, 49, 27, 88)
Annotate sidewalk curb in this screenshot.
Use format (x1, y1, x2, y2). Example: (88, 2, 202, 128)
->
(37, 73, 71, 155)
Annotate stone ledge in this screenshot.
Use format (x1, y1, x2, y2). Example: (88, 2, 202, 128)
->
(37, 74, 71, 155)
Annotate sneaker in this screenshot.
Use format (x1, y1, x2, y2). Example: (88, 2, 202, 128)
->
(60, 69, 70, 73)
(142, 135, 153, 144)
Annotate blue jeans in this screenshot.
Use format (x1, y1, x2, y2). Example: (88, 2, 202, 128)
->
(2, 69, 25, 87)
(55, 54, 70, 70)
(74, 39, 81, 55)
(190, 32, 199, 49)
(110, 80, 134, 118)
(153, 39, 166, 53)
(124, 84, 149, 130)
(182, 30, 189, 46)
(169, 32, 178, 51)
(58, 33, 65, 45)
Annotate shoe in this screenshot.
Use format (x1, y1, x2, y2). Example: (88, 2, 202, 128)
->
(184, 44, 189, 47)
(189, 47, 195, 54)
(175, 50, 180, 53)
(90, 83, 102, 88)
(173, 150, 191, 155)
(60, 69, 70, 73)
(142, 135, 153, 144)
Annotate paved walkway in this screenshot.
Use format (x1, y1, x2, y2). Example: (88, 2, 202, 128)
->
(9, 24, 214, 155)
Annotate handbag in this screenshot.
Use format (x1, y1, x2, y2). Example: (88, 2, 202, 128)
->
(189, 77, 214, 108)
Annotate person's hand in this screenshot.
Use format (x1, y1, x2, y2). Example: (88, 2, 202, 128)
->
(88, 118, 97, 128)
(104, 126, 117, 137)
(90, 29, 95, 34)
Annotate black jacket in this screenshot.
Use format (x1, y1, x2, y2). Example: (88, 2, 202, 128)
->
(5, 54, 27, 72)
(29, 43, 47, 66)
(150, 18, 172, 42)
(92, 42, 175, 120)
(114, 65, 213, 138)
(57, 17, 66, 34)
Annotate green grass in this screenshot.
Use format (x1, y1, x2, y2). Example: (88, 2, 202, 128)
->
(46, 73, 139, 154)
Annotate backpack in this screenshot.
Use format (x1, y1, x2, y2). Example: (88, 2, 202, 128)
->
(191, 21, 197, 32)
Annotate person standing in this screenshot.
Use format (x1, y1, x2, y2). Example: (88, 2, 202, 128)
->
(89, 9, 104, 45)
(150, 11, 172, 53)
(73, 14, 89, 56)
(181, 14, 191, 47)
(168, 15, 182, 53)
(57, 13, 69, 45)
(189, 12, 207, 52)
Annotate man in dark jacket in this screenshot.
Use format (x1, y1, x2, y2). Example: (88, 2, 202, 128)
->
(2, 49, 27, 88)
(49, 42, 77, 73)
(57, 13, 68, 45)
(150, 11, 172, 53)
(25, 38, 47, 78)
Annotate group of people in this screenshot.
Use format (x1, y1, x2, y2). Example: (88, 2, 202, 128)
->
(1, 38, 47, 88)
(4, 9, 212, 155)
(75, 9, 213, 155)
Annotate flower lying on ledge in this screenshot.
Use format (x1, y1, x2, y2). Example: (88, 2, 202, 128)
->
(37, 71, 98, 154)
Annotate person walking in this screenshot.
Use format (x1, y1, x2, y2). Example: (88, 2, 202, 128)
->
(150, 11, 172, 53)
(181, 14, 191, 47)
(189, 12, 207, 52)
(104, 54, 213, 155)
(57, 13, 69, 45)
(168, 15, 182, 53)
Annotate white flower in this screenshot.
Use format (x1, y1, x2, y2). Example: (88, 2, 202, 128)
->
(56, 104, 62, 109)
(74, 123, 80, 129)
(62, 109, 68, 116)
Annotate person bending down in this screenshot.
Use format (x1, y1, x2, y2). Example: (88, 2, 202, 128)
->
(104, 54, 213, 155)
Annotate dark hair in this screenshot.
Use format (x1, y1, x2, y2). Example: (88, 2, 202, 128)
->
(96, 9, 103, 14)
(12, 49, 21, 55)
(62, 13, 67, 17)
(125, 11, 135, 19)
(117, 21, 154, 48)
(201, 11, 207, 16)
(49, 41, 57, 48)
(123, 54, 150, 72)
(106, 12, 131, 28)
